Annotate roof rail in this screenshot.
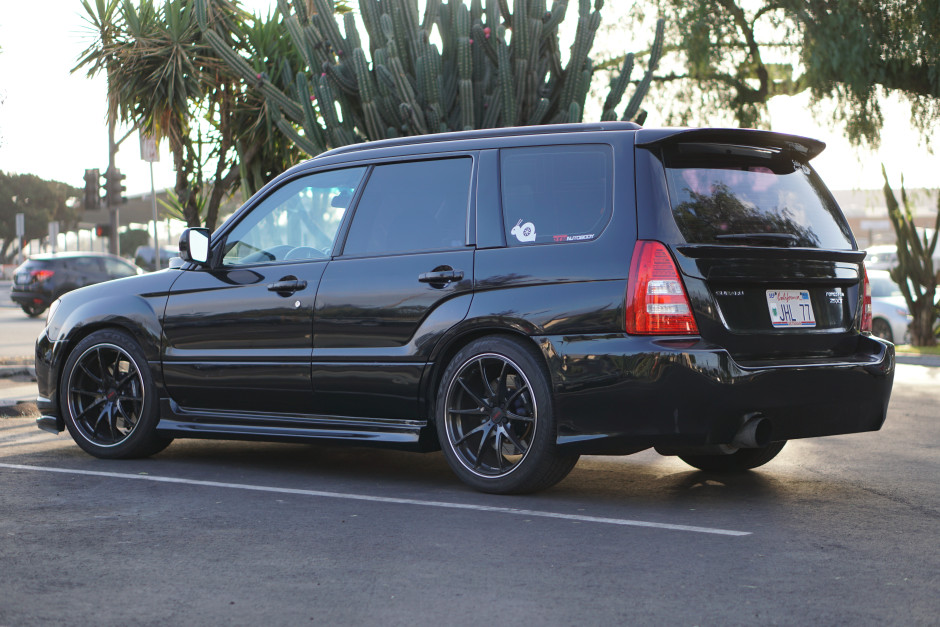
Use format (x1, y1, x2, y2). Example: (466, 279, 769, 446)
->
(316, 121, 642, 159)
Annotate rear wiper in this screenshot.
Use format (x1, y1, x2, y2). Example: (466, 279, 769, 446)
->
(714, 233, 800, 246)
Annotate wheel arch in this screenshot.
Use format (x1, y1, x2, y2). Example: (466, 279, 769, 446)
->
(49, 295, 167, 397)
(421, 323, 549, 428)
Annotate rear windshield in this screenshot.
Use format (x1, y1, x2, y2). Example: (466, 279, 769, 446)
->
(663, 144, 854, 249)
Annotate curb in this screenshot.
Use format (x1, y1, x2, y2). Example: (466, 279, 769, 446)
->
(896, 353, 940, 368)
(0, 358, 35, 378)
(0, 366, 36, 378)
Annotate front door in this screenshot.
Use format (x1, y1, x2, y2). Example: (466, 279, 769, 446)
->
(161, 166, 367, 414)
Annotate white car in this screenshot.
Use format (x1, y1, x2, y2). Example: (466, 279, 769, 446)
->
(867, 269, 912, 344)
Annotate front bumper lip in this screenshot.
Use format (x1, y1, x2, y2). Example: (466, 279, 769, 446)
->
(34, 330, 65, 430)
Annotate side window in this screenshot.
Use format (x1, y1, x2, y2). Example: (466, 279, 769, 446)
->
(73, 256, 104, 275)
(221, 167, 367, 266)
(103, 257, 136, 278)
(342, 158, 472, 256)
(500, 144, 613, 245)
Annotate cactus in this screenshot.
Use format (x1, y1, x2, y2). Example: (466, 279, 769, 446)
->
(195, 0, 666, 154)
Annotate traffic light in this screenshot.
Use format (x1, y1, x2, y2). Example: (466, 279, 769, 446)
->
(105, 168, 127, 205)
(83, 168, 101, 210)
(95, 223, 112, 238)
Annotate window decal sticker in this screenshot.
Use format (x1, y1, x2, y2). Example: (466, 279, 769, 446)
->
(511, 219, 536, 243)
(552, 234, 595, 242)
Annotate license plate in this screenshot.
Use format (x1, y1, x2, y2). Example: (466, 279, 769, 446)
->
(766, 289, 816, 328)
(14, 272, 29, 285)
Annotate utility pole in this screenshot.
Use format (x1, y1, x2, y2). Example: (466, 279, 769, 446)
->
(106, 115, 120, 256)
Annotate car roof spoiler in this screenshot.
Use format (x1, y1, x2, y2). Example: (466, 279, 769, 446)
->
(635, 127, 826, 161)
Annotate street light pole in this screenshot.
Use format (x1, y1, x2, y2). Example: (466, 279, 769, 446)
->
(107, 115, 120, 256)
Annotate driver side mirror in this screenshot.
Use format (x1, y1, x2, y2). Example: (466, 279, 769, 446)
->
(179, 228, 211, 266)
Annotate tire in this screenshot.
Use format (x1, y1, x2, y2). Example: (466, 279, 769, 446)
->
(436, 336, 579, 494)
(678, 441, 787, 472)
(871, 318, 894, 343)
(22, 303, 46, 318)
(60, 329, 172, 459)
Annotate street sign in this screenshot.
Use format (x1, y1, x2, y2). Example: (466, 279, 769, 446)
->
(140, 133, 159, 163)
(15, 213, 24, 237)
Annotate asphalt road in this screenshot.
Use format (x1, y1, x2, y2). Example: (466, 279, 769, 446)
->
(1, 364, 937, 626)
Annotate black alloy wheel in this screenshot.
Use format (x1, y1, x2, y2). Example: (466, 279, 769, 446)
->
(437, 336, 578, 494)
(61, 329, 171, 459)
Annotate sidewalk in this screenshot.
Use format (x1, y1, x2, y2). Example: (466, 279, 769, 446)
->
(0, 361, 37, 417)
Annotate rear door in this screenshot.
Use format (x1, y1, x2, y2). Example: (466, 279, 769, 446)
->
(636, 130, 865, 361)
(311, 155, 475, 420)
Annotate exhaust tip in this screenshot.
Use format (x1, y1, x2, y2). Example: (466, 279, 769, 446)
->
(731, 416, 772, 449)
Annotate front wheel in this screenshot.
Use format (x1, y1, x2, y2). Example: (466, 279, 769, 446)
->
(678, 441, 787, 472)
(436, 336, 578, 494)
(60, 329, 171, 459)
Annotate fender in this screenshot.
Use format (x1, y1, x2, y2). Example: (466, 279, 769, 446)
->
(45, 270, 182, 364)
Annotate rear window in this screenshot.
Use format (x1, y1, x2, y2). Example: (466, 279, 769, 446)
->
(500, 144, 612, 246)
(663, 144, 854, 249)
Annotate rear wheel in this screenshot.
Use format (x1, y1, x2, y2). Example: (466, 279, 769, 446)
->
(678, 441, 786, 472)
(60, 329, 171, 459)
(21, 303, 46, 317)
(871, 318, 894, 343)
(437, 336, 578, 494)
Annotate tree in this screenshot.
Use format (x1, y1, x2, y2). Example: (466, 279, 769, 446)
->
(0, 172, 81, 262)
(74, 0, 305, 231)
(196, 0, 666, 155)
(882, 168, 939, 346)
(612, 0, 940, 147)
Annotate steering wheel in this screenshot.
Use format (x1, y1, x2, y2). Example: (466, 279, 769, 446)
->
(284, 246, 328, 261)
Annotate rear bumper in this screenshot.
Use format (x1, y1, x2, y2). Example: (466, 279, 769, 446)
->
(10, 289, 50, 307)
(540, 334, 894, 455)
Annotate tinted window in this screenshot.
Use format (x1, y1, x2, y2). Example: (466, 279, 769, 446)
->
(663, 144, 854, 249)
(342, 158, 472, 256)
(72, 257, 104, 274)
(103, 257, 137, 278)
(500, 144, 612, 246)
(221, 167, 366, 266)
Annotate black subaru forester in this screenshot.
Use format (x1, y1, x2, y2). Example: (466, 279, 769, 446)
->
(34, 123, 894, 493)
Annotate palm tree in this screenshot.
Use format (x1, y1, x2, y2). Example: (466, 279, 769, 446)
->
(74, 0, 304, 230)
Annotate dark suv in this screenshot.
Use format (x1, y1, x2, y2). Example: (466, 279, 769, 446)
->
(11, 252, 142, 317)
(34, 123, 894, 493)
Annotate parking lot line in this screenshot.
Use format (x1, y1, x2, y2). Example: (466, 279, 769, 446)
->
(0, 462, 750, 536)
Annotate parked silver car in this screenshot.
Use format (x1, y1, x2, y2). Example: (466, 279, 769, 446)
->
(867, 269, 911, 344)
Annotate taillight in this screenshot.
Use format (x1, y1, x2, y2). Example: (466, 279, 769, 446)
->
(861, 266, 872, 333)
(30, 269, 55, 282)
(626, 240, 699, 335)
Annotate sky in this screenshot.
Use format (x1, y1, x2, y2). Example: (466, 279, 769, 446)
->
(1, 1, 939, 204)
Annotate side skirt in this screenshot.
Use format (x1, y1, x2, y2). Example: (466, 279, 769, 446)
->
(157, 399, 432, 451)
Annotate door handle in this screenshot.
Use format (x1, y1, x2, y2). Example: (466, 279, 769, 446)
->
(267, 278, 307, 294)
(418, 270, 464, 284)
